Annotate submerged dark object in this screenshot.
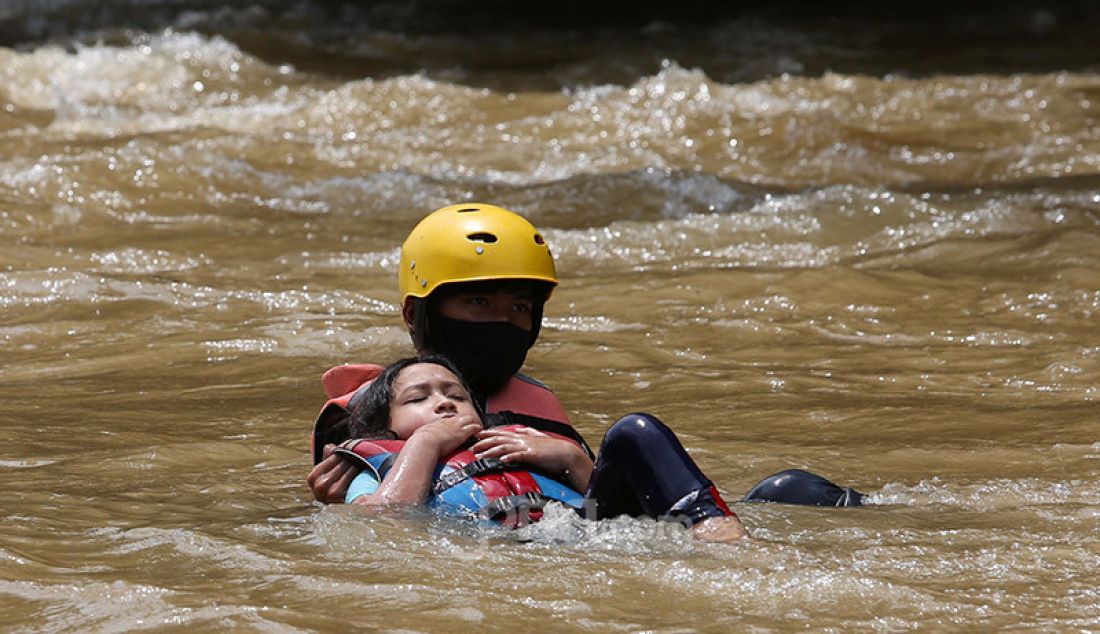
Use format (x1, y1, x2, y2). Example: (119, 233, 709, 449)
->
(744, 468, 865, 507)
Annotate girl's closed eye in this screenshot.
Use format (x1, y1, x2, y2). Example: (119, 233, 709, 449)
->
(399, 390, 427, 404)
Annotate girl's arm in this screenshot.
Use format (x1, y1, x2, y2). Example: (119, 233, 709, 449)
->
(352, 414, 482, 507)
(471, 428, 594, 492)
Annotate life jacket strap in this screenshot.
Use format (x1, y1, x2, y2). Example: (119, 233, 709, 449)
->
(478, 492, 553, 522)
(431, 457, 506, 495)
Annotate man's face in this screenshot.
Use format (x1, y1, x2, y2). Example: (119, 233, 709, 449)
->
(431, 281, 536, 332)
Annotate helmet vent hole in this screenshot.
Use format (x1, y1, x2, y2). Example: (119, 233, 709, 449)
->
(467, 232, 497, 243)
(533, 233, 545, 245)
(458, 207, 479, 213)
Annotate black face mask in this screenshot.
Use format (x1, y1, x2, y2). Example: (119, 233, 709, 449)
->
(427, 314, 531, 395)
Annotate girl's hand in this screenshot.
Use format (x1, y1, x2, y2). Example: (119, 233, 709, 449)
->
(471, 426, 594, 491)
(409, 412, 483, 458)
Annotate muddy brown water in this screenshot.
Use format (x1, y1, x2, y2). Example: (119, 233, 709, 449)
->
(2, 4, 1099, 631)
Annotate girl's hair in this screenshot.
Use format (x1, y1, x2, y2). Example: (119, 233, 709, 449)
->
(346, 354, 479, 440)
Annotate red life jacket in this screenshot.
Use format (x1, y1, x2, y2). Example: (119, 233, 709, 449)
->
(335, 427, 585, 526)
(311, 363, 574, 465)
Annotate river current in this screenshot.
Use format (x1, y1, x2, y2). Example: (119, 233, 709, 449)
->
(2, 3, 1099, 631)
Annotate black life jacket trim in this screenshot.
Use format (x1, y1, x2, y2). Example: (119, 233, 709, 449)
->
(332, 441, 390, 482)
(431, 456, 507, 495)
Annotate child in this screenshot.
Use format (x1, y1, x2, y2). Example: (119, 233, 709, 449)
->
(333, 355, 750, 542)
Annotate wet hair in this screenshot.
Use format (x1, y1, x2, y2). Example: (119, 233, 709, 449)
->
(346, 354, 479, 440)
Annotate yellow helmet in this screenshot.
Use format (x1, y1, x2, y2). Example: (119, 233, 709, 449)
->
(399, 203, 558, 301)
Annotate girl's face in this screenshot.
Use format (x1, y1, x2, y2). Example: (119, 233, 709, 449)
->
(388, 363, 478, 439)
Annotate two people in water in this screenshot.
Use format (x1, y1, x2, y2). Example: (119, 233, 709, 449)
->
(307, 203, 863, 538)
(335, 354, 750, 541)
(308, 203, 584, 504)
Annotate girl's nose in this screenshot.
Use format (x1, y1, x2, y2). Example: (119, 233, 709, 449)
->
(433, 395, 458, 413)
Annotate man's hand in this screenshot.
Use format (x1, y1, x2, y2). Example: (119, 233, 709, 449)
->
(306, 443, 360, 503)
